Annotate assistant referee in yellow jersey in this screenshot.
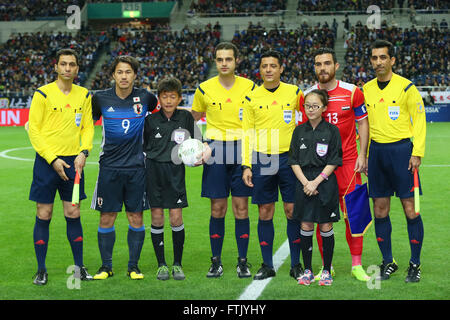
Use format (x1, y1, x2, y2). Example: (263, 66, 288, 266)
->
(28, 49, 94, 285)
(364, 40, 426, 283)
(242, 50, 304, 280)
(191, 42, 255, 278)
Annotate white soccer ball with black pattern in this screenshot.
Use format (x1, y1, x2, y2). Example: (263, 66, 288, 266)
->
(178, 138, 204, 167)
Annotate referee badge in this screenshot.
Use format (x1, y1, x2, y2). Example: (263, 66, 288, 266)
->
(173, 130, 186, 144)
(388, 106, 400, 120)
(283, 110, 292, 124)
(316, 143, 328, 157)
(75, 113, 82, 127)
(417, 102, 424, 113)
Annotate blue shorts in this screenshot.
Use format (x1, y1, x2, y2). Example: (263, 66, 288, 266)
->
(368, 139, 422, 199)
(201, 140, 252, 199)
(91, 167, 149, 213)
(251, 152, 296, 205)
(29, 153, 86, 204)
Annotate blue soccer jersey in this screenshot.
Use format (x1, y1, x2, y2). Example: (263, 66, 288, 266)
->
(92, 88, 158, 169)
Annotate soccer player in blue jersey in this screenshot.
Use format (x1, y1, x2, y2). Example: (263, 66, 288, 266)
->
(90, 55, 158, 280)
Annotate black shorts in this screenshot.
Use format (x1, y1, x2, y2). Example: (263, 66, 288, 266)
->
(91, 167, 148, 213)
(146, 158, 187, 209)
(293, 167, 340, 224)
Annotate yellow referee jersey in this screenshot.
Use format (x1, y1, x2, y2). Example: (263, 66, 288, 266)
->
(28, 81, 94, 164)
(242, 82, 303, 167)
(191, 75, 256, 141)
(363, 73, 426, 157)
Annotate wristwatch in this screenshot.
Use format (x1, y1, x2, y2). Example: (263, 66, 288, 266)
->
(241, 165, 251, 172)
(81, 149, 89, 158)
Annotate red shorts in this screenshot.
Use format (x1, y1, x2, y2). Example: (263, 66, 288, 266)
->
(334, 161, 362, 210)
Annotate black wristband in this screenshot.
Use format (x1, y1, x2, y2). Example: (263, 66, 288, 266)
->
(81, 149, 89, 158)
(241, 165, 251, 172)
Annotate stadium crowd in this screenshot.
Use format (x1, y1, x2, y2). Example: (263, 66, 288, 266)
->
(296, 0, 448, 14)
(297, 0, 397, 14)
(407, 0, 449, 11)
(0, 0, 86, 21)
(189, 0, 287, 16)
(232, 22, 336, 90)
(341, 23, 449, 88)
(0, 27, 109, 96)
(89, 23, 220, 91)
(0, 0, 448, 96)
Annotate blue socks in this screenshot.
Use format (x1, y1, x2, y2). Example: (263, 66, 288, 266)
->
(127, 225, 145, 269)
(210, 217, 250, 261)
(33, 216, 50, 272)
(34, 216, 85, 271)
(375, 214, 424, 265)
(98, 226, 116, 269)
(98, 225, 145, 269)
(209, 217, 225, 260)
(375, 216, 393, 263)
(235, 218, 250, 258)
(258, 219, 274, 268)
(65, 216, 84, 267)
(287, 218, 301, 268)
(407, 215, 424, 265)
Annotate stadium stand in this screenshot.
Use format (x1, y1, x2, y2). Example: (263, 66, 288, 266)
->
(89, 23, 220, 91)
(189, 0, 287, 16)
(0, 0, 447, 97)
(0, 27, 109, 96)
(297, 0, 397, 14)
(0, 0, 86, 21)
(341, 23, 449, 88)
(232, 21, 336, 89)
(406, 0, 449, 11)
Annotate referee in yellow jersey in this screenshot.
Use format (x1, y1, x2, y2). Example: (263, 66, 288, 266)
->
(191, 42, 256, 278)
(364, 40, 426, 283)
(28, 49, 94, 285)
(242, 50, 304, 280)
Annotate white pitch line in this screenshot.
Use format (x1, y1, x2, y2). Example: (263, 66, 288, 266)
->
(2, 147, 450, 168)
(238, 239, 290, 300)
(0, 146, 98, 165)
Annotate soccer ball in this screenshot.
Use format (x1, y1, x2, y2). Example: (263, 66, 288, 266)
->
(178, 138, 204, 167)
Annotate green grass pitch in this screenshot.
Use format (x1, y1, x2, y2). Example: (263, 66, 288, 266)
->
(0, 123, 449, 301)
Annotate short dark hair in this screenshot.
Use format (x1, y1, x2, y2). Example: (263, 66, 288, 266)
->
(314, 47, 337, 64)
(157, 77, 182, 97)
(370, 39, 395, 58)
(305, 89, 329, 107)
(260, 50, 283, 66)
(215, 42, 239, 59)
(56, 48, 79, 66)
(111, 55, 139, 75)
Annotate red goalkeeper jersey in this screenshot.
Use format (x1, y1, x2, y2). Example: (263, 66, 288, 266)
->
(298, 80, 367, 165)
